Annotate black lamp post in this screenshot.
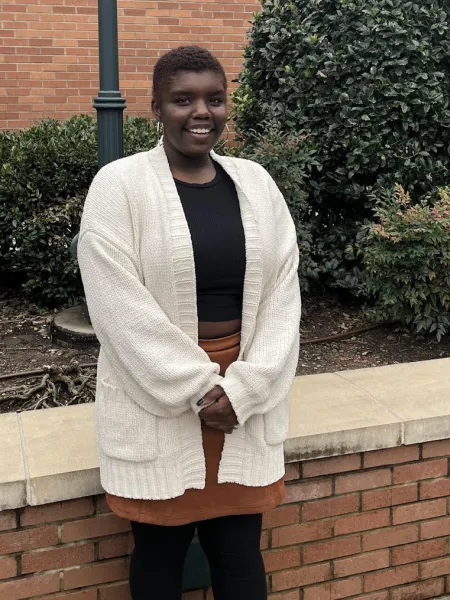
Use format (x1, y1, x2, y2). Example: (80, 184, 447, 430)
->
(70, 0, 126, 262)
(94, 0, 127, 168)
(69, 0, 126, 298)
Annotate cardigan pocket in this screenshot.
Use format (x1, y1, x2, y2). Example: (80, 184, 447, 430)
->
(246, 413, 270, 451)
(96, 378, 159, 462)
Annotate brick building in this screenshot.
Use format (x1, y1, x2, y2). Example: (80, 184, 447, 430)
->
(0, 0, 260, 130)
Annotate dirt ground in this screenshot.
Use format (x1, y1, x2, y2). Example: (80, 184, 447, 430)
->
(1, 290, 450, 413)
(298, 295, 450, 375)
(0, 292, 99, 413)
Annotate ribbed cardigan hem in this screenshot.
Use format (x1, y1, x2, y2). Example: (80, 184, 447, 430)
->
(98, 444, 286, 500)
(98, 452, 205, 500)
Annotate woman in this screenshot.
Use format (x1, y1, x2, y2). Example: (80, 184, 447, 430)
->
(78, 46, 300, 600)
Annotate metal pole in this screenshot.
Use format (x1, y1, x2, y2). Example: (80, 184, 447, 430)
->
(70, 0, 126, 308)
(93, 0, 126, 168)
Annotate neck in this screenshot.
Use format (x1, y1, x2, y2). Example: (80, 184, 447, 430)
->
(163, 139, 216, 184)
(163, 139, 212, 173)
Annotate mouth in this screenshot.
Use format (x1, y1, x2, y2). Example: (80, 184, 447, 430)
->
(185, 127, 215, 138)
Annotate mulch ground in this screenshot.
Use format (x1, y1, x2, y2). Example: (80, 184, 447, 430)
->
(1, 290, 449, 413)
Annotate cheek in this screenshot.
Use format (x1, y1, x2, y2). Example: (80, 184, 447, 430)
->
(162, 123, 185, 143)
(161, 107, 186, 129)
(216, 119, 228, 135)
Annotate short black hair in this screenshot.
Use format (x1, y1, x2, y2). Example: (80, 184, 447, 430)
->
(152, 45, 227, 102)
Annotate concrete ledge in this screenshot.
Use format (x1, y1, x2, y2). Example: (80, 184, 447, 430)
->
(286, 373, 402, 461)
(338, 359, 450, 445)
(21, 404, 103, 507)
(2, 357, 450, 510)
(0, 413, 26, 511)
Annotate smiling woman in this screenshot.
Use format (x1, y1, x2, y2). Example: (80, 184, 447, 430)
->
(77, 46, 301, 600)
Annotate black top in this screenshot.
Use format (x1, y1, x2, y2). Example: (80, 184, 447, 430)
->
(174, 163, 246, 322)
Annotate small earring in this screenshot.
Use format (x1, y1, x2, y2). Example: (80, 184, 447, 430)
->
(157, 120, 164, 145)
(225, 120, 232, 140)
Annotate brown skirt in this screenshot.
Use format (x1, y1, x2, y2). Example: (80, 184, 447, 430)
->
(106, 331, 285, 526)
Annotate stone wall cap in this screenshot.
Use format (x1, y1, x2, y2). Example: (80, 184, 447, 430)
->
(1, 357, 450, 510)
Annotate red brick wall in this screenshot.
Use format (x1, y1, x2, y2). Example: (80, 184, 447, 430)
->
(1, 440, 450, 599)
(0, 0, 260, 130)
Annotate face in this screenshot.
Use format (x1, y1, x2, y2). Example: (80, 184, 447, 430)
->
(153, 70, 228, 159)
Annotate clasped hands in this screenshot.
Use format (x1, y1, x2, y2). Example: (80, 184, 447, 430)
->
(198, 385, 238, 434)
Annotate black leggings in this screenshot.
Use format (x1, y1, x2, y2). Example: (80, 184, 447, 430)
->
(129, 513, 267, 600)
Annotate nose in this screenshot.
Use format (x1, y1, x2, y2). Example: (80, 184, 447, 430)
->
(192, 99, 211, 119)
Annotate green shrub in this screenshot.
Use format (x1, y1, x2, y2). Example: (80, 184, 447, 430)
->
(124, 116, 160, 156)
(234, 0, 450, 287)
(359, 185, 450, 339)
(0, 115, 98, 273)
(11, 196, 84, 307)
(312, 222, 362, 293)
(231, 124, 320, 290)
(1, 116, 159, 307)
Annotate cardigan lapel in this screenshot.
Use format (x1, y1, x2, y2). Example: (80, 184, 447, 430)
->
(211, 152, 263, 357)
(147, 145, 199, 341)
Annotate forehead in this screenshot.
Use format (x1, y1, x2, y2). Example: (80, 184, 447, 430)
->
(164, 70, 226, 94)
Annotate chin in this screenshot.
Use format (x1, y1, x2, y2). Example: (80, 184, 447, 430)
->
(183, 142, 216, 157)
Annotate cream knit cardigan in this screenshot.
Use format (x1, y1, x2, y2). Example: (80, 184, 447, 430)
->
(78, 144, 301, 500)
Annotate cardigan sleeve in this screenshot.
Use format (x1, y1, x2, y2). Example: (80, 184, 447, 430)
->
(215, 174, 301, 426)
(78, 167, 223, 419)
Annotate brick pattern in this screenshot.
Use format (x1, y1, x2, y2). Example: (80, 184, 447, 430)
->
(0, 0, 261, 130)
(0, 443, 450, 599)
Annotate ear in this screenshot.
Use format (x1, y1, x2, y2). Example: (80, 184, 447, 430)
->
(151, 99, 161, 122)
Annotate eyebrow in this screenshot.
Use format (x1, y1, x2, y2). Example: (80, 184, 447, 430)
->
(169, 88, 226, 96)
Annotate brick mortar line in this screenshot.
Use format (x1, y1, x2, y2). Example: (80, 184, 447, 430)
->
(8, 505, 102, 532)
(0, 542, 90, 560)
(286, 465, 449, 487)
(0, 557, 130, 584)
(21, 540, 94, 555)
(276, 524, 436, 545)
(0, 565, 65, 583)
(293, 573, 447, 597)
(0, 576, 130, 599)
(0, 531, 132, 558)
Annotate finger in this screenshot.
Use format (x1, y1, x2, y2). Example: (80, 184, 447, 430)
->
(198, 399, 218, 413)
(203, 420, 225, 429)
(205, 420, 236, 431)
(199, 386, 226, 407)
(203, 404, 228, 420)
(199, 406, 222, 421)
(204, 421, 232, 433)
(199, 403, 224, 419)
(199, 399, 227, 415)
(200, 402, 237, 425)
(215, 396, 235, 415)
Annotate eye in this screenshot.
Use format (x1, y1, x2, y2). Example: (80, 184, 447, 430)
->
(175, 98, 190, 105)
(210, 97, 223, 106)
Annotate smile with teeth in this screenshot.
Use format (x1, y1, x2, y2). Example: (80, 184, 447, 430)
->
(187, 128, 213, 135)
